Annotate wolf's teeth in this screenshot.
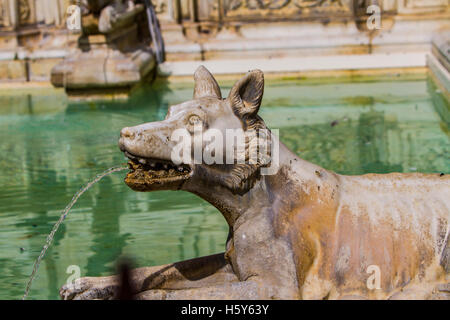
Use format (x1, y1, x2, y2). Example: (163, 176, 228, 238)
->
(177, 166, 183, 172)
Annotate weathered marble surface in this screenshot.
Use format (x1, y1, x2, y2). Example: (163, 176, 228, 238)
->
(49, 1, 155, 98)
(60, 66, 450, 300)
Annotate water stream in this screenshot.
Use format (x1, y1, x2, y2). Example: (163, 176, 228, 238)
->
(22, 165, 128, 300)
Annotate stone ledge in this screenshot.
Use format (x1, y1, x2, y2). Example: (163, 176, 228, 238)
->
(427, 29, 450, 103)
(431, 30, 450, 72)
(163, 17, 449, 61)
(158, 52, 428, 77)
(51, 48, 155, 89)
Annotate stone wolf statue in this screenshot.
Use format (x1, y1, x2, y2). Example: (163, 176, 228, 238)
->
(61, 66, 449, 300)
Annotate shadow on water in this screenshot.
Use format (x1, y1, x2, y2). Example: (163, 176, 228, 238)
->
(85, 173, 130, 276)
(357, 109, 403, 173)
(65, 82, 173, 119)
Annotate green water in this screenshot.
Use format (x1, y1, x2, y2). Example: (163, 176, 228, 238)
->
(0, 78, 448, 300)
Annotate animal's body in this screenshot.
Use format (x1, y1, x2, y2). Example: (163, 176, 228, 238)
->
(60, 66, 449, 300)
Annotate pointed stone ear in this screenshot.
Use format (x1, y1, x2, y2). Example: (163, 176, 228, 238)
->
(227, 69, 264, 119)
(193, 65, 222, 99)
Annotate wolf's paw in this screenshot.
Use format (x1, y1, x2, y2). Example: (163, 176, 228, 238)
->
(60, 276, 118, 300)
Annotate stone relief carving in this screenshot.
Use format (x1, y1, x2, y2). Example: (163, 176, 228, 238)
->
(219, 0, 351, 20)
(0, 0, 447, 30)
(224, 0, 346, 11)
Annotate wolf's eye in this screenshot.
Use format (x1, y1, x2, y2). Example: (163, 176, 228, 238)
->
(188, 115, 201, 125)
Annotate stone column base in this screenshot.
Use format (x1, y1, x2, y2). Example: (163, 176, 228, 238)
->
(50, 46, 155, 99)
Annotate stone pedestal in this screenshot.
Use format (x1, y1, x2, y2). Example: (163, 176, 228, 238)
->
(50, 2, 155, 100)
(51, 25, 155, 99)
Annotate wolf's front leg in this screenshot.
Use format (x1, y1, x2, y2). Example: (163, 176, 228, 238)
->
(134, 278, 287, 300)
(60, 253, 236, 300)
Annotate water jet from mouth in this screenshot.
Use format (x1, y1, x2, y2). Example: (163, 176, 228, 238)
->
(22, 165, 129, 300)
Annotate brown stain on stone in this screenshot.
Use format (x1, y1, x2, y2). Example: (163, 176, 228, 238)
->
(265, 165, 449, 299)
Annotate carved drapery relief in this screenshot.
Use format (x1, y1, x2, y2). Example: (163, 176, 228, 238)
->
(18, 0, 31, 24)
(0, 0, 68, 27)
(0, 1, 4, 25)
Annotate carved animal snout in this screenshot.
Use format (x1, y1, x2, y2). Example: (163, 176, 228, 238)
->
(119, 127, 136, 152)
(120, 127, 135, 140)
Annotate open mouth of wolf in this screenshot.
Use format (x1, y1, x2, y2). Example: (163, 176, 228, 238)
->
(124, 151, 192, 191)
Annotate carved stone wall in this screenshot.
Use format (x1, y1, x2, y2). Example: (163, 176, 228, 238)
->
(1, 0, 448, 30)
(0, 0, 448, 85)
(155, 0, 449, 23)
